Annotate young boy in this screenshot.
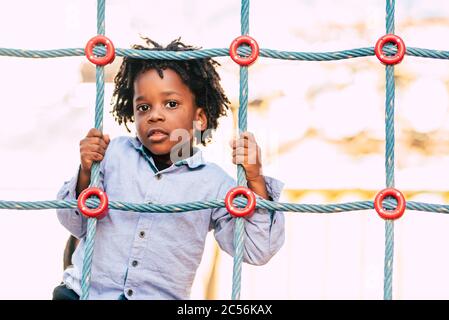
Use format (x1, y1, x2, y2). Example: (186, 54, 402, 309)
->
(54, 37, 285, 300)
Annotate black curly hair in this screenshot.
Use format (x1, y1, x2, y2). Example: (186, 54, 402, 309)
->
(110, 36, 231, 146)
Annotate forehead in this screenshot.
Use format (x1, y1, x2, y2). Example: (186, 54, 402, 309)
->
(133, 68, 191, 94)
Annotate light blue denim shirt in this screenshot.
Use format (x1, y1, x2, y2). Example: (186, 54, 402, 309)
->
(56, 136, 285, 300)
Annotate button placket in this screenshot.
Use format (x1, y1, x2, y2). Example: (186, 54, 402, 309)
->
(147, 172, 166, 203)
(125, 217, 151, 286)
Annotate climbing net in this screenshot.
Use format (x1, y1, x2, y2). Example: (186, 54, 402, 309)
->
(2, 0, 449, 300)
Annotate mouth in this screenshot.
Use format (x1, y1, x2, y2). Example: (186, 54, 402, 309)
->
(147, 128, 169, 143)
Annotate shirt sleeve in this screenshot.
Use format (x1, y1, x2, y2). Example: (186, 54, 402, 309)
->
(210, 174, 285, 266)
(56, 163, 105, 239)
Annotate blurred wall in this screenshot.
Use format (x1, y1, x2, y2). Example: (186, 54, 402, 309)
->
(1, 0, 449, 299)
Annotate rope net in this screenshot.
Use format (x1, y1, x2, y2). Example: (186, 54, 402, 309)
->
(0, 0, 447, 300)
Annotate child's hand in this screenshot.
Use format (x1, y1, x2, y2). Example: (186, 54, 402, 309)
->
(230, 132, 263, 181)
(79, 128, 110, 174)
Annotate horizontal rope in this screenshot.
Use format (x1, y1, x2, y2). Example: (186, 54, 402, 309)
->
(1, 46, 449, 61)
(1, 198, 449, 214)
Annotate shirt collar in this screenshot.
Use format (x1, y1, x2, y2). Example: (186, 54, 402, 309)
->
(128, 136, 206, 170)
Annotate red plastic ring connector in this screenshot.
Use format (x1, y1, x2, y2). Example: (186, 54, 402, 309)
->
(77, 187, 109, 219)
(229, 35, 260, 66)
(375, 34, 406, 65)
(225, 186, 257, 218)
(374, 188, 406, 220)
(84, 35, 116, 66)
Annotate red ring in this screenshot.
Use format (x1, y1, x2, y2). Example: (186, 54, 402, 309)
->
(84, 35, 116, 66)
(229, 35, 259, 66)
(225, 186, 257, 218)
(375, 34, 406, 65)
(77, 187, 109, 219)
(374, 188, 406, 220)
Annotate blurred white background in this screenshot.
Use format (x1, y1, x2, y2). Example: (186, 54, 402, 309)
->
(2, 0, 449, 299)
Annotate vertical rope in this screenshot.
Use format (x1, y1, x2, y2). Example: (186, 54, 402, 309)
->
(383, 0, 395, 301)
(80, 0, 106, 300)
(231, 0, 250, 301)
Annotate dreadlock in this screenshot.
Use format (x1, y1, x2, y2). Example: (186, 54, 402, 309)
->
(110, 36, 231, 146)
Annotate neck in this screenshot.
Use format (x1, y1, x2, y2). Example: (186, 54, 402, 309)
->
(150, 143, 195, 167)
(152, 153, 172, 166)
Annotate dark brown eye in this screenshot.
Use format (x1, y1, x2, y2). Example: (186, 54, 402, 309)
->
(166, 101, 178, 109)
(137, 104, 150, 111)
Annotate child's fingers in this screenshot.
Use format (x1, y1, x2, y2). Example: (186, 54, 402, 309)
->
(240, 131, 256, 142)
(86, 128, 103, 138)
(230, 139, 244, 148)
(81, 142, 107, 155)
(85, 151, 104, 162)
(85, 137, 108, 150)
(104, 134, 111, 145)
(232, 145, 246, 165)
(230, 138, 256, 149)
(232, 147, 247, 157)
(229, 132, 255, 146)
(232, 154, 246, 165)
(86, 128, 110, 146)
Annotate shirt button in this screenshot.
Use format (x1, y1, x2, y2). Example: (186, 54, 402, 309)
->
(132, 260, 138, 267)
(139, 231, 145, 238)
(155, 174, 162, 180)
(127, 289, 133, 297)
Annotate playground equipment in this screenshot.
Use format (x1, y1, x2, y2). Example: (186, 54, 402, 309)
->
(1, 0, 449, 300)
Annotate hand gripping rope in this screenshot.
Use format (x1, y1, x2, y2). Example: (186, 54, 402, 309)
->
(3, 0, 449, 300)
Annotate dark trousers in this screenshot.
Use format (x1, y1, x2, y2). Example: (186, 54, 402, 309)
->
(52, 283, 128, 300)
(52, 283, 79, 300)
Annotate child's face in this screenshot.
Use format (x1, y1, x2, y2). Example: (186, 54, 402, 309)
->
(133, 68, 206, 159)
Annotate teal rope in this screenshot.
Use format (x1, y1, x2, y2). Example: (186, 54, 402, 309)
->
(383, 0, 396, 301)
(3, 46, 449, 60)
(97, 0, 105, 36)
(3, 198, 449, 214)
(231, 0, 250, 301)
(80, 0, 106, 300)
(2, 0, 449, 300)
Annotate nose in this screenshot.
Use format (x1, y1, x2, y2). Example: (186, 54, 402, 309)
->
(147, 105, 165, 122)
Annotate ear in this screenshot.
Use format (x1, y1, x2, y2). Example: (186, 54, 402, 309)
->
(195, 107, 208, 131)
